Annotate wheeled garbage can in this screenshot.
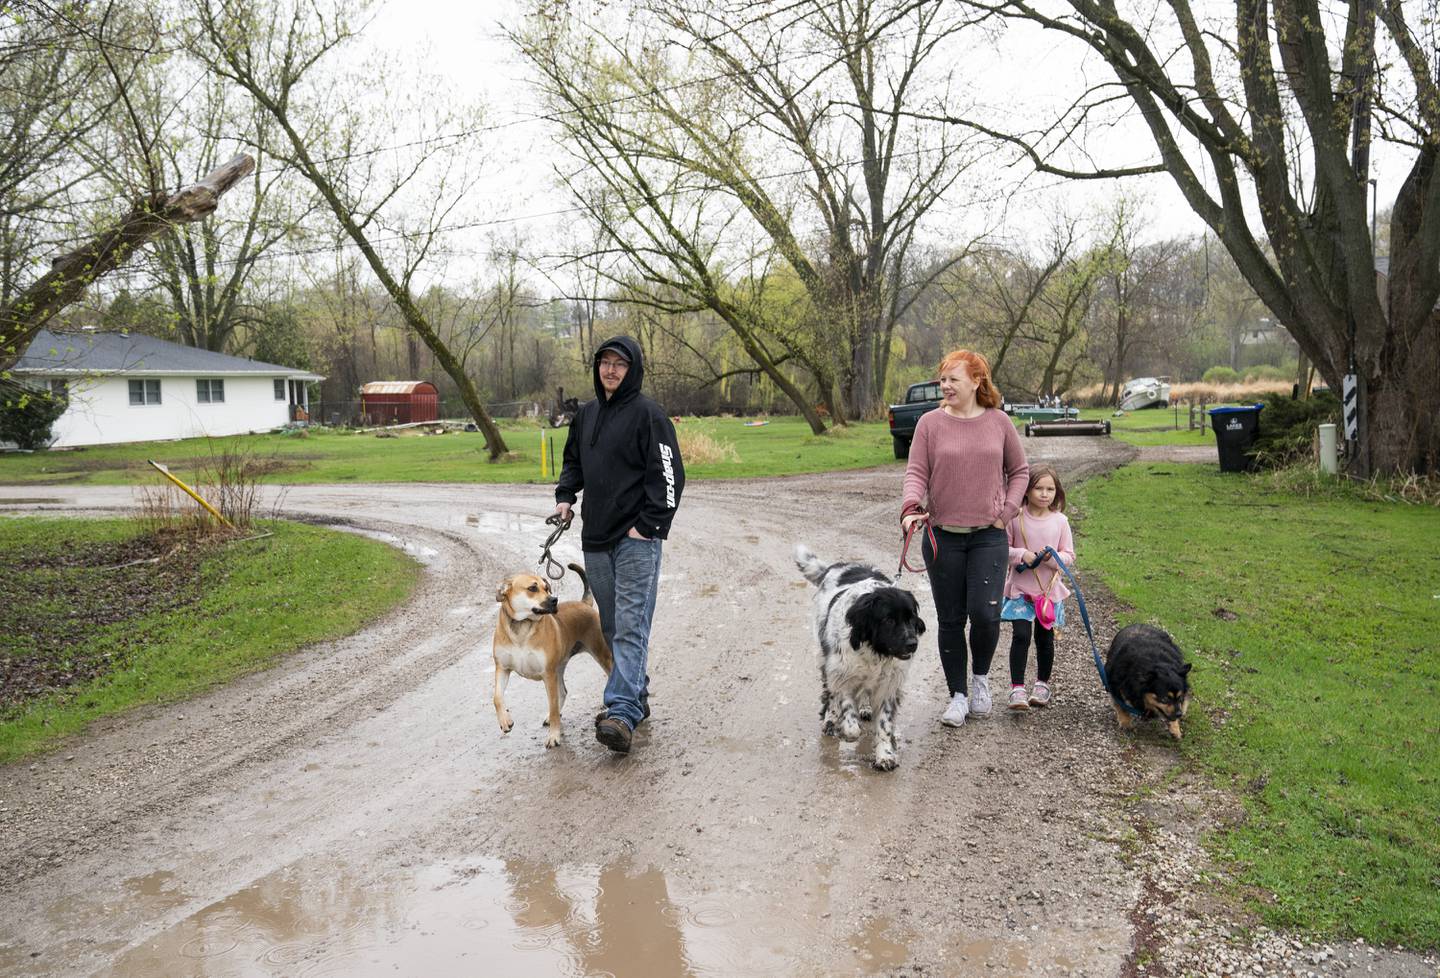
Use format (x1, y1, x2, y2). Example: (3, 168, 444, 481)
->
(1208, 404, 1264, 472)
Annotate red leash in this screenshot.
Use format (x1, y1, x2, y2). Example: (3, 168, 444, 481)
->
(897, 517, 936, 577)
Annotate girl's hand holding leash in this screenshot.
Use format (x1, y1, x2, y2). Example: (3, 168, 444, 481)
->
(902, 512, 928, 532)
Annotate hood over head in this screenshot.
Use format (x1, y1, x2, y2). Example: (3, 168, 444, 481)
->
(592, 335, 644, 403)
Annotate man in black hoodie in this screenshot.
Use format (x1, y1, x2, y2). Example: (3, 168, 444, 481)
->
(553, 336, 685, 754)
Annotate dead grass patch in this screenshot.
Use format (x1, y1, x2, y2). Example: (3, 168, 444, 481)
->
(678, 429, 739, 464)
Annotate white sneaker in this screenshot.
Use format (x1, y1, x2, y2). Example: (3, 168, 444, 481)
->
(1008, 685, 1030, 711)
(940, 692, 968, 727)
(1029, 681, 1052, 708)
(969, 676, 992, 717)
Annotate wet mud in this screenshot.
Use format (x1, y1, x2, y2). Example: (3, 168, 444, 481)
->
(1, 437, 1429, 976)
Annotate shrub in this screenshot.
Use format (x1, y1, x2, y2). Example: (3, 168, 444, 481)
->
(1244, 364, 1291, 382)
(1202, 365, 1241, 384)
(0, 387, 67, 450)
(1250, 390, 1341, 468)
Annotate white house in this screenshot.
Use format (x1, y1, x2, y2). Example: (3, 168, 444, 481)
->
(9, 329, 324, 448)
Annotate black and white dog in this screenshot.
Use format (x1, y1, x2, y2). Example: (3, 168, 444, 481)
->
(794, 544, 926, 771)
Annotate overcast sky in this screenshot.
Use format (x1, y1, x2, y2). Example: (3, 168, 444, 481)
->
(358, 0, 1408, 294)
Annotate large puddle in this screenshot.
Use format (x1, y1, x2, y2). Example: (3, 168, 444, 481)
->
(91, 858, 908, 978)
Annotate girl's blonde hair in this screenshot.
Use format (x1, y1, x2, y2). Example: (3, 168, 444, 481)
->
(1025, 463, 1066, 512)
(937, 349, 1003, 409)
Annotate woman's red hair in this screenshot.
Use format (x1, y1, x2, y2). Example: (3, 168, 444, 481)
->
(937, 349, 1002, 409)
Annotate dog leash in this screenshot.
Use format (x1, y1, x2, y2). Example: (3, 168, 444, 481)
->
(539, 514, 571, 581)
(1034, 546, 1145, 719)
(897, 517, 937, 578)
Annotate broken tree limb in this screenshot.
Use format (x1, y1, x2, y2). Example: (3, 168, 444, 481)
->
(0, 153, 256, 370)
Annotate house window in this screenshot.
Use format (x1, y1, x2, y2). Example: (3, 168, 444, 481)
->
(196, 379, 225, 404)
(274, 379, 286, 400)
(128, 379, 161, 405)
(48, 379, 67, 397)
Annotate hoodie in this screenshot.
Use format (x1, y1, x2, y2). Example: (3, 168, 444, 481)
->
(555, 335, 686, 550)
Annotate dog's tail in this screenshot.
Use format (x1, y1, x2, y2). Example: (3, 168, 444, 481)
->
(794, 543, 828, 586)
(568, 563, 593, 604)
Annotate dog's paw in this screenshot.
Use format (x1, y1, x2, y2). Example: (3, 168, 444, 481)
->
(498, 713, 514, 734)
(839, 716, 862, 742)
(1166, 720, 1183, 740)
(871, 754, 898, 772)
(545, 730, 562, 748)
(822, 719, 838, 737)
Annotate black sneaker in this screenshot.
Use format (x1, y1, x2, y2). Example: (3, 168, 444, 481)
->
(595, 716, 633, 754)
(594, 698, 651, 726)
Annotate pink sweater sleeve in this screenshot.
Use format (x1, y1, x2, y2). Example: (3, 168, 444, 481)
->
(999, 421, 1029, 524)
(900, 417, 931, 519)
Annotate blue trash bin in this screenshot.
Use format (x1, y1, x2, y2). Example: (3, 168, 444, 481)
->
(1209, 404, 1264, 472)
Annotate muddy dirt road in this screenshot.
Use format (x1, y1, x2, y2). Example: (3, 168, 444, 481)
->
(1, 440, 1432, 978)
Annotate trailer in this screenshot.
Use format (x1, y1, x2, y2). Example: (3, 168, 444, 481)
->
(1025, 418, 1112, 437)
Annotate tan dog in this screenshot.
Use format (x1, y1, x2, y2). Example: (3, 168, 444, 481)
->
(493, 563, 612, 748)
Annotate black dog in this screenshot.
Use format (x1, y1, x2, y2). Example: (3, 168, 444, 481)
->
(1105, 623, 1192, 739)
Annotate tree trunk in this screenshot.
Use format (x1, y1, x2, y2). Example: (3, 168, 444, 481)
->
(0, 154, 255, 370)
(717, 307, 828, 434)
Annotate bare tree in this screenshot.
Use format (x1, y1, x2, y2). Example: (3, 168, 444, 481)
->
(186, 0, 509, 458)
(517, 19, 833, 433)
(132, 70, 319, 354)
(0, 154, 255, 373)
(0, 2, 121, 306)
(947, 0, 1440, 473)
(518, 0, 986, 422)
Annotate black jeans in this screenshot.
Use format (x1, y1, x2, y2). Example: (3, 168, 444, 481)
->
(1008, 618, 1055, 685)
(922, 526, 1007, 696)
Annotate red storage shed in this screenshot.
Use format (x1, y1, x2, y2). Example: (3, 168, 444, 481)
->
(360, 381, 440, 425)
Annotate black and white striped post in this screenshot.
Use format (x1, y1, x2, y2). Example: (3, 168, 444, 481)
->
(1342, 374, 1359, 441)
(1342, 372, 1362, 473)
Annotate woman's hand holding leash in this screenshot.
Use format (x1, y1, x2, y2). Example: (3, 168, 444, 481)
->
(898, 512, 935, 577)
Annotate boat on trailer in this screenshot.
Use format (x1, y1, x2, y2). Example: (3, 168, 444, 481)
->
(1005, 402, 1080, 421)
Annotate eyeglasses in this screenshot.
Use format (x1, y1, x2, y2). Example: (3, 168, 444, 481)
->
(598, 358, 629, 371)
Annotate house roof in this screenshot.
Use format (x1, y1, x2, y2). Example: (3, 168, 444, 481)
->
(361, 381, 438, 396)
(11, 329, 324, 381)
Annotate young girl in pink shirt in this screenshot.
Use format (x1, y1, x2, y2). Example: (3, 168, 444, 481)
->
(1002, 464, 1074, 710)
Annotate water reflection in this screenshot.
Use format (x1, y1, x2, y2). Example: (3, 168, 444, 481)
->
(88, 856, 901, 978)
(506, 860, 695, 978)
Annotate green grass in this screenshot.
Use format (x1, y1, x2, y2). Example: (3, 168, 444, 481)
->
(1079, 405, 1219, 447)
(0, 417, 898, 486)
(1074, 465, 1440, 947)
(0, 516, 420, 762)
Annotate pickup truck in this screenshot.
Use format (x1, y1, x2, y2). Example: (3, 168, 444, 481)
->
(886, 381, 942, 458)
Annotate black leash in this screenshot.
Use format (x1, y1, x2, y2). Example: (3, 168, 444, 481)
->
(539, 514, 571, 581)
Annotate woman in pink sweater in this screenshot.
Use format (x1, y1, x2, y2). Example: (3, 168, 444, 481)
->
(901, 350, 1030, 727)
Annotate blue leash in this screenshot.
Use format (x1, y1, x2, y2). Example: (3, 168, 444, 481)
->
(1019, 546, 1144, 718)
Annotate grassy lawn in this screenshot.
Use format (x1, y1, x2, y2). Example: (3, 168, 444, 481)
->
(0, 516, 420, 763)
(1074, 464, 1440, 947)
(1080, 405, 1219, 447)
(0, 417, 897, 486)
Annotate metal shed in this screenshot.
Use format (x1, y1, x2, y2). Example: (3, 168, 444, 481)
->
(359, 381, 440, 425)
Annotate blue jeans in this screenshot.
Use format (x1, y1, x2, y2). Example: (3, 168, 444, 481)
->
(584, 536, 662, 731)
